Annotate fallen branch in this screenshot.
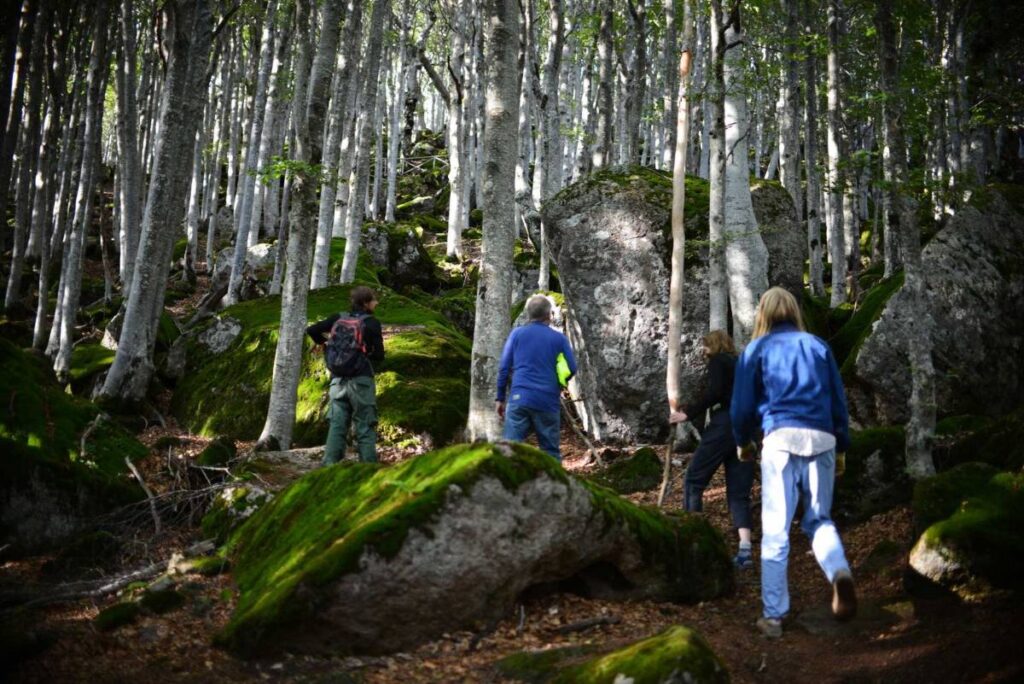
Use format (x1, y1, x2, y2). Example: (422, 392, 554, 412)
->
(80, 412, 106, 462)
(7, 540, 215, 610)
(553, 614, 621, 635)
(125, 456, 161, 535)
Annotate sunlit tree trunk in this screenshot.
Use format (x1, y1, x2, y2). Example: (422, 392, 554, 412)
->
(707, 0, 727, 331)
(826, 0, 846, 307)
(591, 1, 613, 170)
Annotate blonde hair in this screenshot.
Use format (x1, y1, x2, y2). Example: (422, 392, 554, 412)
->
(752, 287, 805, 339)
(702, 329, 736, 355)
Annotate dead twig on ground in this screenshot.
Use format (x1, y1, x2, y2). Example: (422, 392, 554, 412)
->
(553, 614, 622, 635)
(125, 456, 161, 535)
(80, 413, 106, 462)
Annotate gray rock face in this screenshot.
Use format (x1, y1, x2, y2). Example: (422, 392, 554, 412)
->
(211, 243, 277, 284)
(197, 316, 242, 354)
(852, 190, 1024, 424)
(543, 167, 801, 443)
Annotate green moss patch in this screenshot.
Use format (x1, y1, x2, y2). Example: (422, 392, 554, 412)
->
(498, 626, 727, 683)
(589, 448, 663, 494)
(829, 271, 904, 375)
(69, 343, 116, 390)
(95, 602, 141, 631)
(912, 461, 1000, 532)
(216, 443, 731, 655)
(196, 436, 236, 467)
(915, 468, 1024, 593)
(173, 278, 471, 449)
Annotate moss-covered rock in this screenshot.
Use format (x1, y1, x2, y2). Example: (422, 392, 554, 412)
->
(216, 443, 732, 656)
(832, 271, 904, 375)
(196, 436, 237, 467)
(68, 343, 116, 393)
(0, 339, 146, 553)
(171, 277, 471, 449)
(200, 485, 272, 543)
(95, 602, 141, 631)
(909, 467, 1024, 597)
(589, 448, 664, 495)
(834, 427, 909, 522)
(496, 626, 727, 684)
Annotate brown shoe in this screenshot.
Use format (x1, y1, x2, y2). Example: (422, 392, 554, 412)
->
(756, 616, 783, 638)
(832, 569, 857, 621)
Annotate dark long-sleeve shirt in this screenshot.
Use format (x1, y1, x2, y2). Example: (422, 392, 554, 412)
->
(306, 309, 385, 378)
(685, 353, 737, 421)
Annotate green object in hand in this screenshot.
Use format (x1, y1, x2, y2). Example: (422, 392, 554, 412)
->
(556, 352, 571, 387)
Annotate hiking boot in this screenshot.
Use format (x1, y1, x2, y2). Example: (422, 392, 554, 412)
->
(832, 569, 857, 621)
(733, 549, 754, 570)
(756, 616, 783, 638)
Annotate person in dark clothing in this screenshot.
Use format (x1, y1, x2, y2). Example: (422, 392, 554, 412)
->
(669, 330, 755, 569)
(306, 286, 385, 465)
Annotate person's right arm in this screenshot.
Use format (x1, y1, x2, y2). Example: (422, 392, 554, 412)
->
(306, 314, 340, 345)
(730, 346, 760, 448)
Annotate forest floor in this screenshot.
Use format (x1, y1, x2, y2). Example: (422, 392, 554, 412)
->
(4, 422, 1024, 683)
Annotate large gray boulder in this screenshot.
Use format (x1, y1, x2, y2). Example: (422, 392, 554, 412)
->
(851, 188, 1024, 424)
(215, 443, 732, 656)
(543, 166, 801, 443)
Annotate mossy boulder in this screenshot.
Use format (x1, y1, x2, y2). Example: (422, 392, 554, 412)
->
(851, 185, 1024, 424)
(833, 427, 909, 522)
(95, 602, 141, 631)
(68, 343, 116, 394)
(543, 166, 801, 444)
(196, 436, 236, 467)
(909, 465, 1024, 597)
(171, 276, 471, 449)
(496, 626, 727, 684)
(0, 339, 146, 553)
(590, 448, 664, 495)
(216, 443, 732, 656)
(200, 484, 273, 543)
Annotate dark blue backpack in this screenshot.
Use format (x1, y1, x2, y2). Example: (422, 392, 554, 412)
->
(324, 313, 367, 376)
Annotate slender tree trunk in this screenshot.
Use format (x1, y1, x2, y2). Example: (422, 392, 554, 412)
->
(707, 0, 727, 331)
(310, 0, 363, 288)
(115, 0, 142, 295)
(226, 1, 277, 305)
(467, 0, 519, 442)
(666, 0, 693, 419)
(259, 0, 346, 448)
(826, 0, 846, 307)
(875, 0, 935, 479)
(384, 3, 411, 223)
(778, 0, 802, 231)
(804, 1, 825, 297)
(0, 1, 38, 237)
(722, 3, 768, 345)
(591, 1, 613, 170)
(339, 0, 389, 283)
(99, 0, 213, 401)
(444, 0, 469, 259)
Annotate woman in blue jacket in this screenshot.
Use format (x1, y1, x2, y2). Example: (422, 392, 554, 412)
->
(730, 287, 856, 638)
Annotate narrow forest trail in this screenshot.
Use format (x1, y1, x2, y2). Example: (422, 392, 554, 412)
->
(6, 418, 1023, 683)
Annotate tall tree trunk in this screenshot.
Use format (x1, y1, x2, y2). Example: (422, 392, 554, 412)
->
(444, 0, 469, 259)
(591, 1, 613, 170)
(804, 0, 825, 297)
(339, 0, 389, 283)
(52, 3, 109, 380)
(384, 2, 411, 223)
(259, 0, 346, 448)
(99, 0, 213, 401)
(226, 1, 277, 305)
(778, 0, 802, 232)
(467, 0, 519, 442)
(660, 0, 678, 171)
(531, 0, 563, 291)
(666, 0, 693, 419)
(875, 0, 935, 479)
(622, 0, 647, 165)
(722, 2, 768, 345)
(115, 0, 142, 295)
(707, 0, 727, 331)
(0, 0, 37, 238)
(826, 0, 846, 307)
(310, 0, 363, 288)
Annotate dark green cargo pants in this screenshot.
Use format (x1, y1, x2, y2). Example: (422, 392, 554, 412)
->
(323, 375, 378, 465)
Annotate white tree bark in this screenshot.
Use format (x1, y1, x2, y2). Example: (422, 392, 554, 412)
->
(339, 0, 389, 283)
(804, 4, 825, 298)
(591, 2, 613, 170)
(826, 0, 846, 307)
(778, 0, 802, 229)
(99, 0, 213, 401)
(259, 0, 346, 448)
(722, 3, 769, 346)
(467, 0, 519, 442)
(384, 4, 411, 223)
(707, 0, 728, 332)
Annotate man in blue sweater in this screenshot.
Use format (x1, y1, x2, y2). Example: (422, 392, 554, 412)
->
(495, 295, 578, 460)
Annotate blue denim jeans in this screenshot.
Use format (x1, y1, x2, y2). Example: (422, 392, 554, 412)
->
(503, 403, 561, 460)
(760, 447, 850, 619)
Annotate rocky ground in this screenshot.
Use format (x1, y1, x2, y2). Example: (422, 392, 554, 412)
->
(3, 420, 1023, 684)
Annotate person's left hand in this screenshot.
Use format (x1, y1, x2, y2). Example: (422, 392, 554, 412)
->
(669, 411, 688, 424)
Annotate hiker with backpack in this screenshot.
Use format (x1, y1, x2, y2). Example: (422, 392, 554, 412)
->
(731, 287, 856, 638)
(496, 295, 577, 461)
(306, 286, 385, 466)
(668, 330, 755, 570)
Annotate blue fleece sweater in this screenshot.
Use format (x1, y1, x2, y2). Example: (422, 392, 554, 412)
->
(730, 322, 850, 453)
(496, 322, 578, 414)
